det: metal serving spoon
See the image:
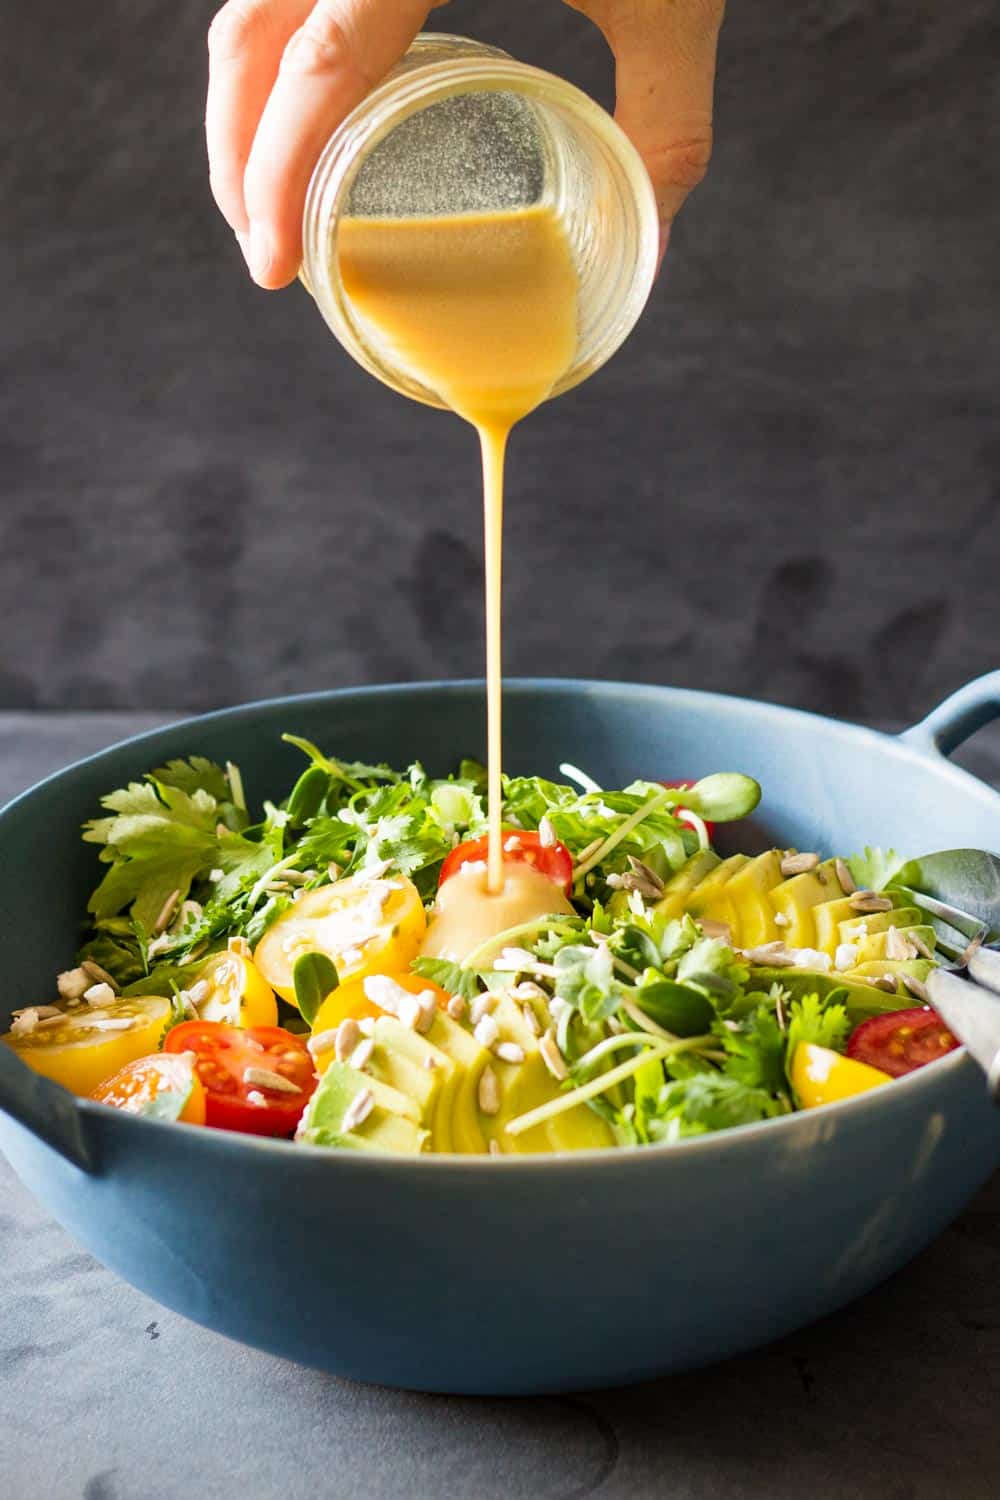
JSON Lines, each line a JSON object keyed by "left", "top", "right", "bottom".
{"left": 927, "top": 943, "right": 1000, "bottom": 1101}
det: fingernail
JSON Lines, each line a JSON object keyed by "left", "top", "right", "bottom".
{"left": 247, "top": 221, "right": 272, "bottom": 284}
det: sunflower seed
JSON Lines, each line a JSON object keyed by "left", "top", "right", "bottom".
{"left": 81, "top": 960, "right": 120, "bottom": 994}
{"left": 877, "top": 976, "right": 900, "bottom": 994}
{"left": 469, "top": 993, "right": 497, "bottom": 1025}
{"left": 780, "top": 852, "right": 820, "bottom": 877}
{"left": 446, "top": 996, "right": 466, "bottom": 1021}
{"left": 474, "top": 1014, "right": 500, "bottom": 1050}
{"left": 902, "top": 972, "right": 931, "bottom": 1004}
{"left": 152, "top": 888, "right": 181, "bottom": 937}
{"left": 489, "top": 1139, "right": 502, "bottom": 1157}
{"left": 327, "top": 862, "right": 341, "bottom": 882}
{"left": 242, "top": 1066, "right": 302, "bottom": 1095}
{"left": 424, "top": 1055, "right": 438, "bottom": 1071}
{"left": 351, "top": 1039, "right": 375, "bottom": 1071}
{"left": 334, "top": 1018, "right": 360, "bottom": 1062}
{"left": 539, "top": 1032, "right": 568, "bottom": 1081}
{"left": 849, "top": 892, "right": 893, "bottom": 914}
{"left": 743, "top": 944, "right": 797, "bottom": 967}
{"left": 478, "top": 1066, "right": 500, "bottom": 1115}
{"left": 909, "top": 930, "right": 935, "bottom": 960}
{"left": 495, "top": 1041, "right": 525, "bottom": 1065}
{"left": 521, "top": 1003, "right": 541, "bottom": 1036}
{"left": 342, "top": 1088, "right": 374, "bottom": 1132}
{"left": 538, "top": 816, "right": 557, "bottom": 848}
{"left": 307, "top": 1029, "right": 340, "bottom": 1057}
{"left": 835, "top": 859, "right": 856, "bottom": 895}
{"left": 627, "top": 857, "right": 665, "bottom": 895}
{"left": 886, "top": 926, "right": 917, "bottom": 962}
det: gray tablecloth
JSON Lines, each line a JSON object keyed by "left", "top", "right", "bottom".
{"left": 3, "top": 713, "right": 1000, "bottom": 1500}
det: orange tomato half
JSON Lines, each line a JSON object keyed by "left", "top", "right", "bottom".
{"left": 92, "top": 1052, "right": 207, "bottom": 1125}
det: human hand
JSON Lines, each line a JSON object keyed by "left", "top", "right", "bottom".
{"left": 206, "top": 0, "right": 726, "bottom": 288}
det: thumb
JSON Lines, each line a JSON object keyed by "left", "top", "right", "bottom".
{"left": 572, "top": 1, "right": 726, "bottom": 250}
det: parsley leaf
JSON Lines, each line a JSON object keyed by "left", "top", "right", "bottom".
{"left": 719, "top": 1003, "right": 788, "bottom": 1095}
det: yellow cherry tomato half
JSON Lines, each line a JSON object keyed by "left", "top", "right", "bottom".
{"left": 310, "top": 970, "right": 451, "bottom": 1073}
{"left": 790, "top": 1042, "right": 892, "bottom": 1110}
{"left": 3, "top": 994, "right": 173, "bottom": 1097}
{"left": 254, "top": 871, "right": 426, "bottom": 1008}
{"left": 194, "top": 950, "right": 277, "bottom": 1028}
{"left": 92, "top": 1052, "right": 206, "bottom": 1125}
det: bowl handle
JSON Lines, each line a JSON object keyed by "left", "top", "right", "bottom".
{"left": 900, "top": 671, "right": 1000, "bottom": 760}
{"left": 0, "top": 1045, "right": 100, "bottom": 1174}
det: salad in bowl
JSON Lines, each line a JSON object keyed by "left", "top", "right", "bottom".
{"left": 4, "top": 737, "right": 961, "bottom": 1154}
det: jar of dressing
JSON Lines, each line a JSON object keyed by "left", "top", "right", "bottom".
{"left": 299, "top": 33, "right": 659, "bottom": 410}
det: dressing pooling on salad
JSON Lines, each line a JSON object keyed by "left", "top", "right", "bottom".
{"left": 5, "top": 741, "right": 965, "bottom": 1152}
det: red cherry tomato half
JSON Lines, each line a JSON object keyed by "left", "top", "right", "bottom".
{"left": 163, "top": 1021, "right": 317, "bottom": 1136}
{"left": 660, "top": 781, "right": 715, "bottom": 841}
{"left": 846, "top": 1006, "right": 958, "bottom": 1078}
{"left": 439, "top": 831, "right": 574, "bottom": 893}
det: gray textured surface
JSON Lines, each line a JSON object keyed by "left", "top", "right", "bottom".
{"left": 3, "top": 2, "right": 999, "bottom": 716}
{"left": 3, "top": 715, "right": 1000, "bottom": 1498}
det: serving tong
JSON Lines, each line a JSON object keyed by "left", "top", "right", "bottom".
{"left": 896, "top": 880, "right": 1000, "bottom": 1100}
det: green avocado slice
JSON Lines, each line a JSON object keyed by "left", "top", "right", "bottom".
{"left": 301, "top": 1061, "right": 429, "bottom": 1153}
{"left": 371, "top": 1017, "right": 456, "bottom": 1152}
{"left": 722, "top": 850, "right": 785, "bottom": 947}
{"left": 653, "top": 849, "right": 721, "bottom": 920}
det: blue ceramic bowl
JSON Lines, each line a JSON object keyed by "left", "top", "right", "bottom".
{"left": 2, "top": 676, "right": 1000, "bottom": 1394}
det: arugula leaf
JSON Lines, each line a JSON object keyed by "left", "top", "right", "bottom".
{"left": 786, "top": 992, "right": 850, "bottom": 1060}
{"left": 293, "top": 952, "right": 339, "bottom": 1026}
{"left": 410, "top": 957, "right": 483, "bottom": 1002}
{"left": 847, "top": 846, "right": 905, "bottom": 891}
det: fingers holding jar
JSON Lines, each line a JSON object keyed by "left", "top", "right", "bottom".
{"left": 206, "top": 0, "right": 435, "bottom": 288}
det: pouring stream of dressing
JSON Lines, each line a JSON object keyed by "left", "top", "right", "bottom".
{"left": 338, "top": 205, "right": 579, "bottom": 894}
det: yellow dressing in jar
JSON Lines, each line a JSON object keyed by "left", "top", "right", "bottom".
{"left": 338, "top": 206, "right": 579, "bottom": 895}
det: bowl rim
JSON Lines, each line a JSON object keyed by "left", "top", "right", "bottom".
{"left": 3, "top": 676, "right": 997, "bottom": 1174}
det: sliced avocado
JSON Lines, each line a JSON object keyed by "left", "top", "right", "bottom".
{"left": 426, "top": 1010, "right": 490, "bottom": 1154}
{"left": 681, "top": 854, "right": 751, "bottom": 929}
{"left": 653, "top": 849, "right": 721, "bottom": 920}
{"left": 371, "top": 1017, "right": 456, "bottom": 1153}
{"left": 853, "top": 924, "right": 935, "bottom": 966}
{"left": 302, "top": 1061, "right": 429, "bottom": 1153}
{"left": 768, "top": 860, "right": 840, "bottom": 949}
{"left": 839, "top": 906, "right": 924, "bottom": 942}
{"left": 748, "top": 963, "right": 895, "bottom": 1018}
{"left": 813, "top": 897, "right": 859, "bottom": 957}
{"left": 722, "top": 850, "right": 785, "bottom": 947}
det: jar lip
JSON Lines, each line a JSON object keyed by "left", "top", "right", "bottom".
{"left": 302, "top": 42, "right": 659, "bottom": 410}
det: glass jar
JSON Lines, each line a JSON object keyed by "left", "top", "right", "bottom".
{"left": 300, "top": 34, "right": 658, "bottom": 410}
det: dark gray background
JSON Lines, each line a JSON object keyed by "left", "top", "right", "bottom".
{"left": 2, "top": 0, "right": 998, "bottom": 717}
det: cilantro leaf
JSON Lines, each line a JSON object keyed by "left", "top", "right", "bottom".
{"left": 649, "top": 1073, "right": 787, "bottom": 1140}
{"left": 151, "top": 756, "right": 230, "bottom": 803}
{"left": 411, "top": 957, "right": 483, "bottom": 1002}
{"left": 719, "top": 1003, "right": 788, "bottom": 1095}
{"left": 786, "top": 992, "right": 850, "bottom": 1060}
